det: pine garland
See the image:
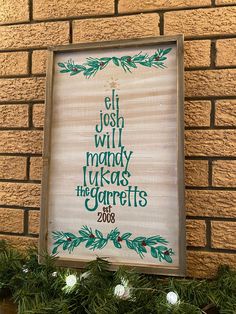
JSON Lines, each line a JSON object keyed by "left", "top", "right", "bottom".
{"left": 52, "top": 226, "right": 174, "bottom": 263}
{"left": 0, "top": 240, "right": 236, "bottom": 313}
{"left": 58, "top": 48, "right": 172, "bottom": 78}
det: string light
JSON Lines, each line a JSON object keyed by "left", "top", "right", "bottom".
{"left": 166, "top": 291, "right": 179, "bottom": 305}
{"left": 65, "top": 274, "right": 77, "bottom": 288}
{"left": 114, "top": 284, "right": 126, "bottom": 297}
{"left": 114, "top": 279, "right": 131, "bottom": 300}
{"left": 52, "top": 271, "right": 57, "bottom": 277}
{"left": 22, "top": 265, "right": 29, "bottom": 273}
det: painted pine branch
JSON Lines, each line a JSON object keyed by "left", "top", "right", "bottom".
{"left": 52, "top": 226, "right": 174, "bottom": 263}
{"left": 57, "top": 48, "right": 172, "bottom": 78}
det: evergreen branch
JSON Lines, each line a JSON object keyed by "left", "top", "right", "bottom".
{"left": 1, "top": 240, "right": 236, "bottom": 314}
{"left": 57, "top": 48, "right": 172, "bottom": 78}
{"left": 52, "top": 226, "right": 174, "bottom": 263}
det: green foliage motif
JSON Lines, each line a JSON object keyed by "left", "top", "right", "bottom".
{"left": 52, "top": 226, "right": 174, "bottom": 263}
{"left": 58, "top": 48, "right": 172, "bottom": 78}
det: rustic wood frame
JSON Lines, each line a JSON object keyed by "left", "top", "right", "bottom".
{"left": 39, "top": 35, "right": 185, "bottom": 276}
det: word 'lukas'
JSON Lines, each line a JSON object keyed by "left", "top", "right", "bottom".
{"left": 76, "top": 89, "right": 148, "bottom": 211}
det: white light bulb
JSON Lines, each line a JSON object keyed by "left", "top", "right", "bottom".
{"left": 22, "top": 265, "right": 29, "bottom": 273}
{"left": 114, "top": 284, "right": 125, "bottom": 297}
{"left": 114, "top": 284, "right": 131, "bottom": 300}
{"left": 65, "top": 274, "right": 77, "bottom": 287}
{"left": 166, "top": 291, "right": 179, "bottom": 305}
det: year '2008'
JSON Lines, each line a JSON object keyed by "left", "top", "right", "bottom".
{"left": 97, "top": 205, "right": 115, "bottom": 223}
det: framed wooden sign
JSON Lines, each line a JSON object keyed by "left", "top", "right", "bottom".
{"left": 39, "top": 35, "right": 185, "bottom": 276}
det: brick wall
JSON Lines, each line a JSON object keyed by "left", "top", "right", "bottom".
{"left": 0, "top": 0, "right": 236, "bottom": 278}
